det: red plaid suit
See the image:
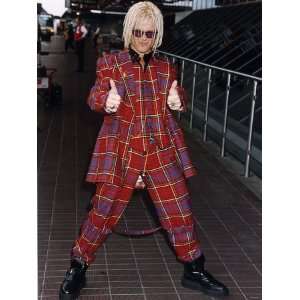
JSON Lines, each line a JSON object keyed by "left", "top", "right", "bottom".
{"left": 72, "top": 50, "right": 202, "bottom": 264}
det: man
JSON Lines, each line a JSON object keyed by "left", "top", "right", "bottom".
{"left": 64, "top": 23, "right": 75, "bottom": 53}
{"left": 92, "top": 24, "right": 101, "bottom": 48}
{"left": 37, "top": 22, "right": 42, "bottom": 66}
{"left": 59, "top": 2, "right": 229, "bottom": 299}
{"left": 74, "top": 16, "right": 88, "bottom": 72}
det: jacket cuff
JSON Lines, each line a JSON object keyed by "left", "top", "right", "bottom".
{"left": 87, "top": 89, "right": 109, "bottom": 113}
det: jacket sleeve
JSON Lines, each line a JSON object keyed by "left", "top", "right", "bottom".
{"left": 168, "top": 63, "right": 188, "bottom": 112}
{"left": 87, "top": 55, "right": 114, "bottom": 113}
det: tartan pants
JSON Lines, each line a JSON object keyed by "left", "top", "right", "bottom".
{"left": 72, "top": 145, "right": 202, "bottom": 264}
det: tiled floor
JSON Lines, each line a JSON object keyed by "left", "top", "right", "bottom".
{"left": 38, "top": 36, "right": 261, "bottom": 300}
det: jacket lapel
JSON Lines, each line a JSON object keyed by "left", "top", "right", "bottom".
{"left": 114, "top": 51, "right": 138, "bottom": 112}
{"left": 150, "top": 55, "right": 171, "bottom": 118}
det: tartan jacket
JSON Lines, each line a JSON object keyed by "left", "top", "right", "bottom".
{"left": 86, "top": 49, "right": 197, "bottom": 185}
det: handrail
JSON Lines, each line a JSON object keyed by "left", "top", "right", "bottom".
{"left": 157, "top": 50, "right": 262, "bottom": 81}
{"left": 157, "top": 49, "right": 262, "bottom": 177}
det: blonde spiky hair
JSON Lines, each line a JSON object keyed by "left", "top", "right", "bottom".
{"left": 123, "top": 1, "right": 164, "bottom": 52}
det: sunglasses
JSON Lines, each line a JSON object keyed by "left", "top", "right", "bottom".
{"left": 132, "top": 29, "right": 157, "bottom": 39}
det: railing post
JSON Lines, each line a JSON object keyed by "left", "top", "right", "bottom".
{"left": 180, "top": 60, "right": 185, "bottom": 86}
{"left": 189, "top": 64, "right": 197, "bottom": 129}
{"left": 244, "top": 80, "right": 258, "bottom": 177}
{"left": 178, "top": 60, "right": 185, "bottom": 121}
{"left": 203, "top": 68, "right": 212, "bottom": 141}
{"left": 221, "top": 73, "right": 231, "bottom": 157}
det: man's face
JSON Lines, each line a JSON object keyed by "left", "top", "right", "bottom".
{"left": 131, "top": 18, "right": 156, "bottom": 54}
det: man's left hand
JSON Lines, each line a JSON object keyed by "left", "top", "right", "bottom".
{"left": 167, "top": 80, "right": 183, "bottom": 111}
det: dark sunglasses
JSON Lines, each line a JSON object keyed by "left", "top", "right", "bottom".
{"left": 132, "top": 29, "right": 157, "bottom": 39}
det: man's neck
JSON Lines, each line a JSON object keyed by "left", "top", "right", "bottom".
{"left": 130, "top": 45, "right": 151, "bottom": 59}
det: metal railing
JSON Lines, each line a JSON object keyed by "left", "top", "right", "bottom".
{"left": 158, "top": 50, "right": 262, "bottom": 177}
{"left": 191, "top": 0, "right": 261, "bottom": 10}
{"left": 163, "top": 1, "right": 193, "bottom": 8}
{"left": 161, "top": 0, "right": 261, "bottom": 10}
{"left": 192, "top": 0, "right": 217, "bottom": 10}
{"left": 215, "top": 0, "right": 261, "bottom": 7}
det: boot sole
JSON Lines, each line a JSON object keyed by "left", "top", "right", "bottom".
{"left": 181, "top": 277, "right": 229, "bottom": 297}
{"left": 59, "top": 291, "right": 77, "bottom": 300}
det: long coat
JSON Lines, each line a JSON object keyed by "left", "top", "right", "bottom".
{"left": 85, "top": 50, "right": 197, "bottom": 185}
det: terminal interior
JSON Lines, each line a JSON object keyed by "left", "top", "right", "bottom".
{"left": 38, "top": 1, "right": 262, "bottom": 299}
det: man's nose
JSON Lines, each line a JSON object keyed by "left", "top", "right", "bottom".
{"left": 141, "top": 34, "right": 148, "bottom": 41}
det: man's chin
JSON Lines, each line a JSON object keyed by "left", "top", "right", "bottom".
{"left": 142, "top": 48, "right": 152, "bottom": 54}
{"left": 131, "top": 44, "right": 152, "bottom": 55}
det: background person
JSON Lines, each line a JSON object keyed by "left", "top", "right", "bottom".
{"left": 64, "top": 23, "right": 75, "bottom": 53}
{"left": 74, "top": 16, "right": 88, "bottom": 72}
{"left": 93, "top": 24, "right": 101, "bottom": 48}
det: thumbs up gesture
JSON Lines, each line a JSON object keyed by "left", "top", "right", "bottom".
{"left": 104, "top": 79, "right": 121, "bottom": 113}
{"left": 167, "top": 80, "right": 183, "bottom": 111}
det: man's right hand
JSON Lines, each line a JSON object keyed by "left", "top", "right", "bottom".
{"left": 104, "top": 79, "right": 121, "bottom": 113}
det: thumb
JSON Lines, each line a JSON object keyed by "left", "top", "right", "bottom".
{"left": 170, "top": 80, "right": 178, "bottom": 94}
{"left": 109, "top": 79, "right": 118, "bottom": 94}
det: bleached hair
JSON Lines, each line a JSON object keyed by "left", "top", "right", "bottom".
{"left": 123, "top": 1, "right": 164, "bottom": 51}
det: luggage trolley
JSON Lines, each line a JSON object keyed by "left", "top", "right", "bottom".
{"left": 37, "top": 65, "right": 63, "bottom": 131}
{"left": 37, "top": 66, "right": 60, "bottom": 108}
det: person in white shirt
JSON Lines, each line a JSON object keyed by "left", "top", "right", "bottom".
{"left": 74, "top": 16, "right": 88, "bottom": 72}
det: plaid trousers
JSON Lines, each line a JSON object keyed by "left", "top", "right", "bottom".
{"left": 72, "top": 145, "right": 202, "bottom": 264}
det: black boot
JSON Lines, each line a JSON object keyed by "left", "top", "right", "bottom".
{"left": 182, "top": 255, "right": 229, "bottom": 297}
{"left": 59, "top": 258, "right": 88, "bottom": 300}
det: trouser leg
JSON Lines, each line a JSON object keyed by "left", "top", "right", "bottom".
{"left": 79, "top": 47, "right": 84, "bottom": 71}
{"left": 75, "top": 40, "right": 83, "bottom": 70}
{"left": 71, "top": 181, "right": 135, "bottom": 264}
{"left": 144, "top": 147, "right": 202, "bottom": 262}
{"left": 77, "top": 40, "right": 85, "bottom": 71}
{"left": 65, "top": 40, "right": 69, "bottom": 52}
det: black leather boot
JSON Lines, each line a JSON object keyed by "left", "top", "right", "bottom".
{"left": 182, "top": 255, "right": 229, "bottom": 297}
{"left": 59, "top": 258, "right": 88, "bottom": 300}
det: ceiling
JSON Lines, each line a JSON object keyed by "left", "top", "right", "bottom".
{"left": 68, "top": 0, "right": 192, "bottom": 13}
